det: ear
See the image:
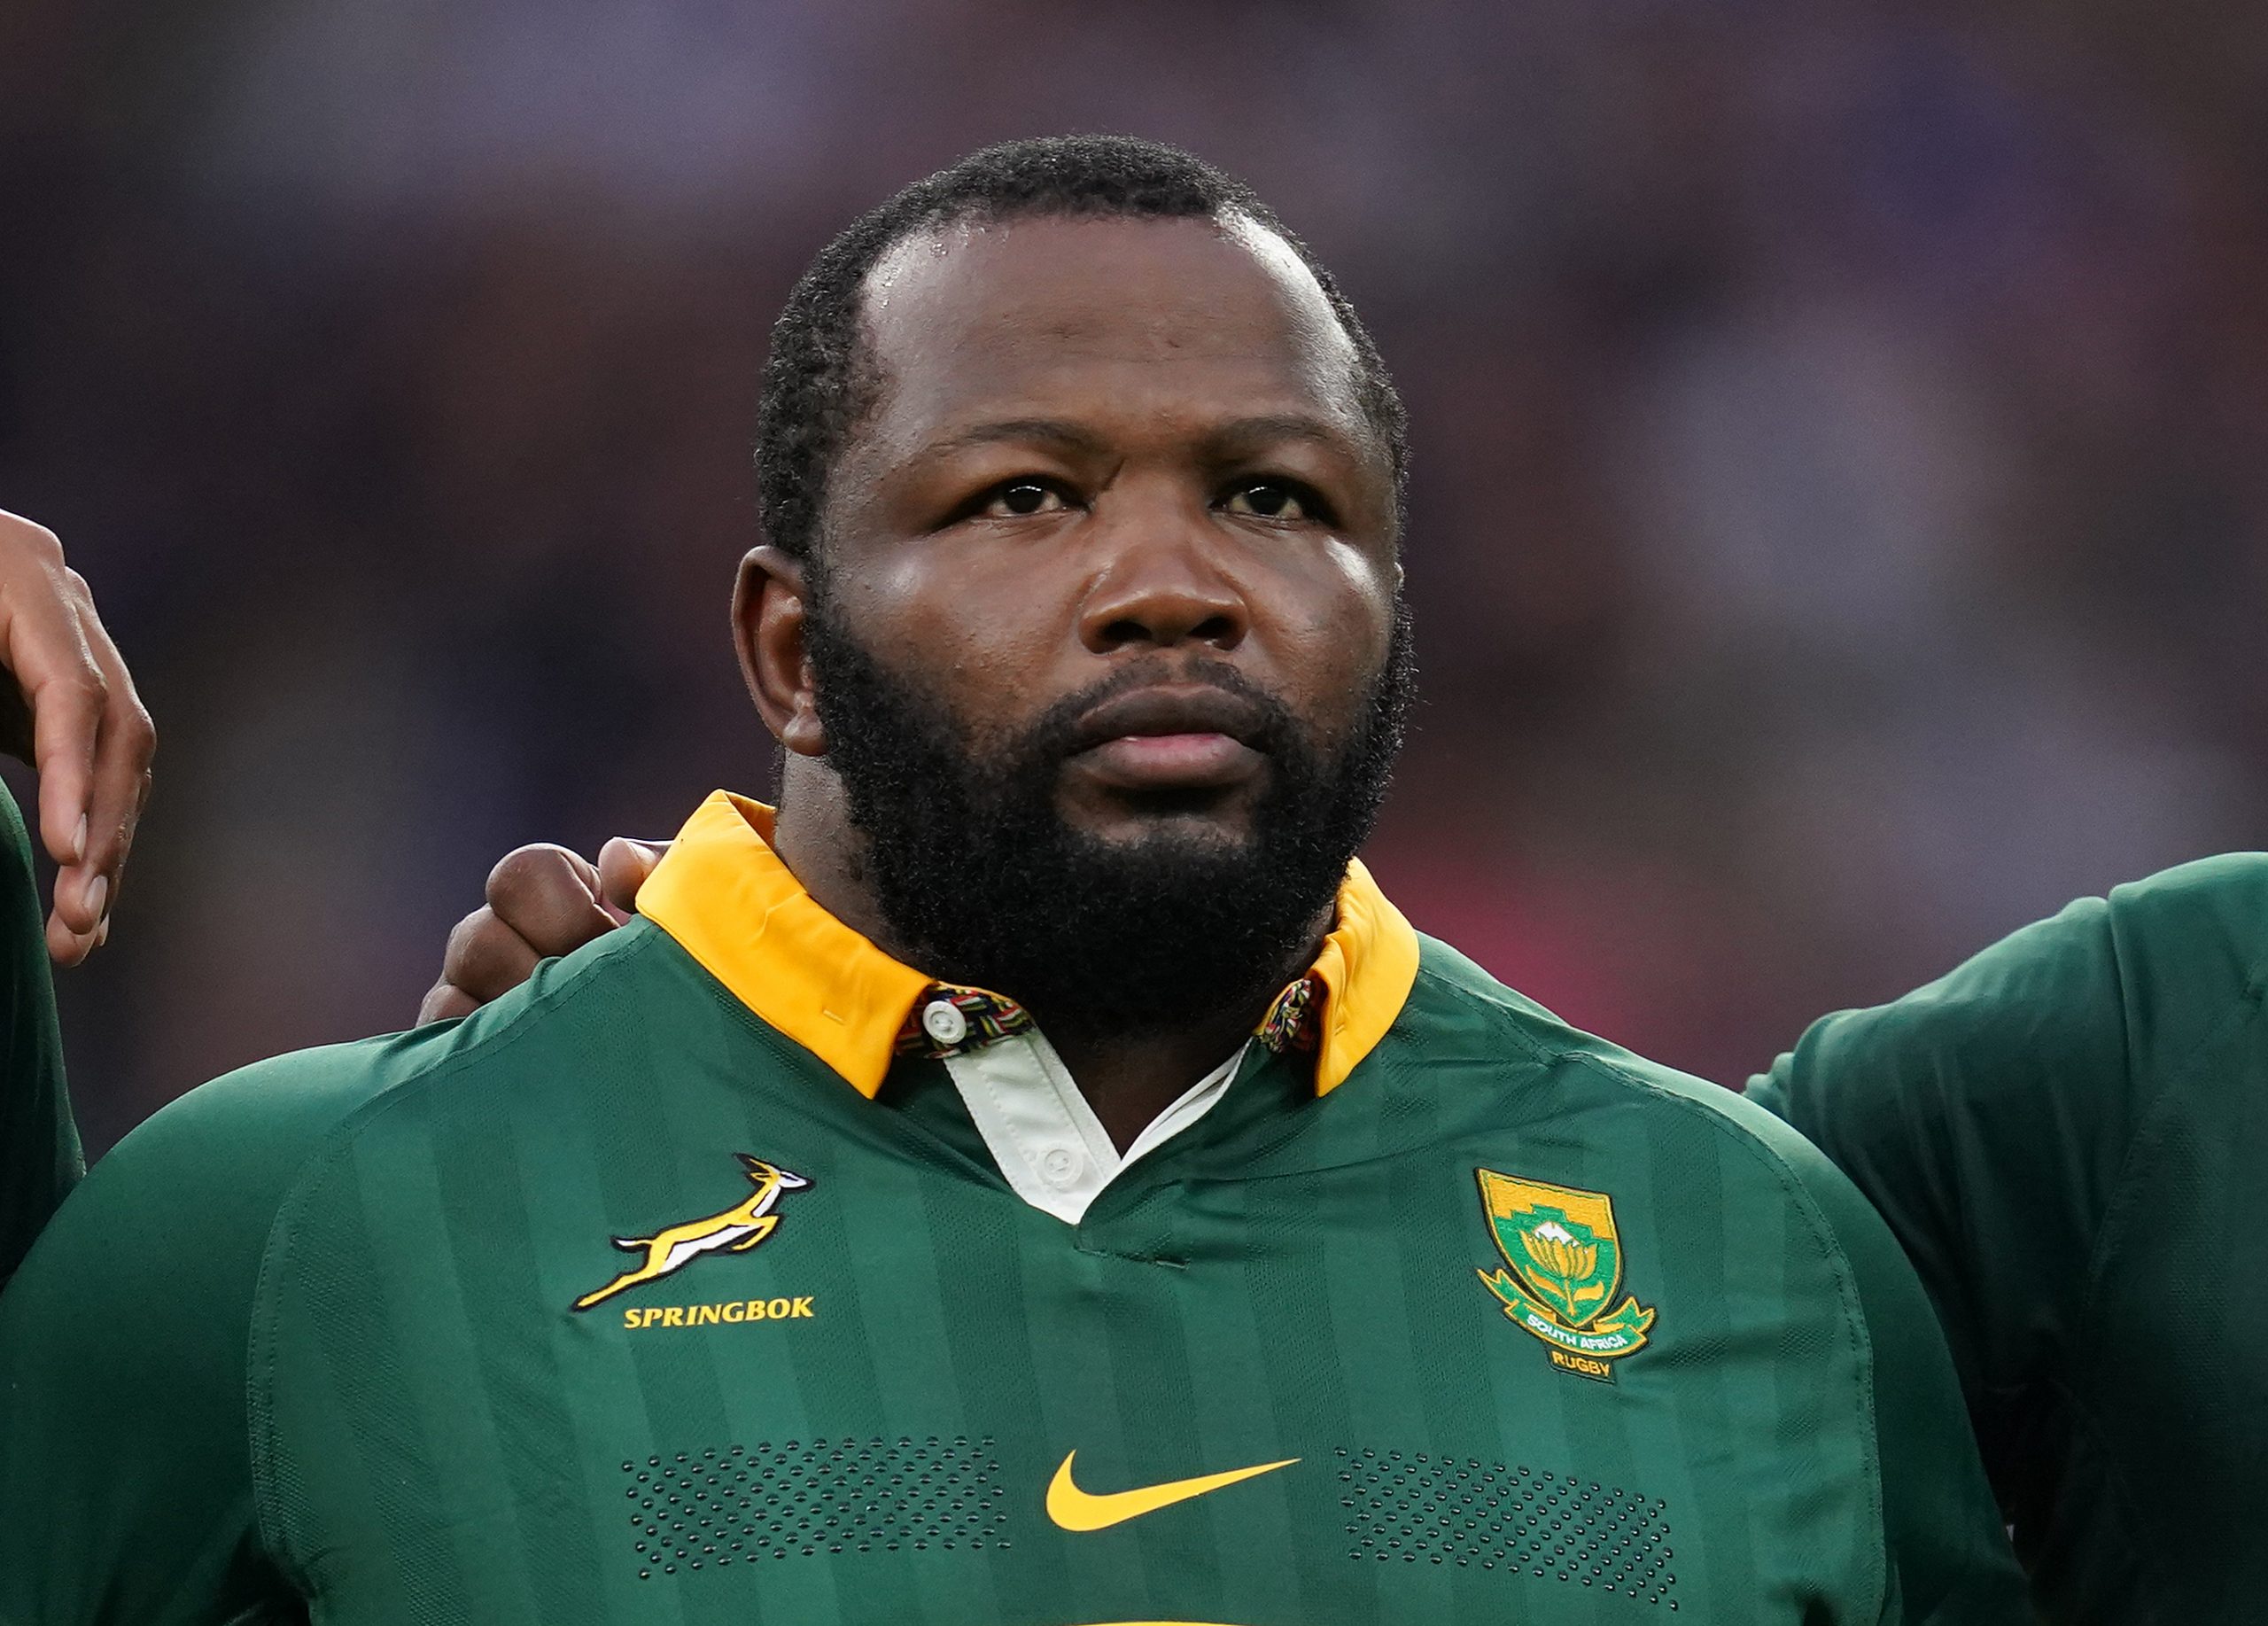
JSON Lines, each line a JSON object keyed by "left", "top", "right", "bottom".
{"left": 733, "top": 547, "right": 826, "bottom": 757}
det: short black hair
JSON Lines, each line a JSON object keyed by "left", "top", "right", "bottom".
{"left": 754, "top": 134, "right": 1408, "bottom": 562}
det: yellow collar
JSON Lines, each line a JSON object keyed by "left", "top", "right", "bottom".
{"left": 639, "top": 790, "right": 1420, "bottom": 1099}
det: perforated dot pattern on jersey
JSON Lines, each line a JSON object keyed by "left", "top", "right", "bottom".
{"left": 623, "top": 1435, "right": 1008, "bottom": 1581}
{"left": 1336, "top": 1446, "right": 1678, "bottom": 1606}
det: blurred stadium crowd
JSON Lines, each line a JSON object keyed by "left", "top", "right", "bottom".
{"left": 4, "top": 0, "right": 2264, "bottom": 1152}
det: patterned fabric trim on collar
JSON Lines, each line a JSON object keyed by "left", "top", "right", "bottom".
{"left": 1256, "top": 975, "right": 1324, "bottom": 1055}
{"left": 896, "top": 975, "right": 1326, "bottom": 1064}
{"left": 895, "top": 985, "right": 1036, "bottom": 1061}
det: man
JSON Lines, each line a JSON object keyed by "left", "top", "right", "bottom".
{"left": 0, "top": 506, "right": 154, "bottom": 1287}
{"left": 443, "top": 844, "right": 2268, "bottom": 1626}
{"left": 0, "top": 137, "right": 2023, "bottom": 1623}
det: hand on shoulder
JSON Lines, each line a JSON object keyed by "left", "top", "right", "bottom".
{"left": 0, "top": 509, "right": 155, "bottom": 964}
{"left": 419, "top": 836, "right": 663, "bottom": 1022}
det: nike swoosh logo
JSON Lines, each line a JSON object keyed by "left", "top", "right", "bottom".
{"left": 1045, "top": 1450, "right": 1299, "bottom": 1531}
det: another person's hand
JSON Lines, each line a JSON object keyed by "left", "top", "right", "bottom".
{"left": 419, "top": 836, "right": 664, "bottom": 1023}
{"left": 0, "top": 510, "right": 156, "bottom": 964}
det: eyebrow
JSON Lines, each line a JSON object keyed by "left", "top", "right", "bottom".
{"left": 1200, "top": 413, "right": 1359, "bottom": 456}
{"left": 916, "top": 412, "right": 1360, "bottom": 463}
{"left": 920, "top": 418, "right": 1111, "bottom": 461}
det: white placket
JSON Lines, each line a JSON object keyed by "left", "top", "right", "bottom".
{"left": 934, "top": 1010, "right": 1248, "bottom": 1225}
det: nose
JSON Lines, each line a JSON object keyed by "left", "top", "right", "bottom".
{"left": 1076, "top": 494, "right": 1249, "bottom": 656}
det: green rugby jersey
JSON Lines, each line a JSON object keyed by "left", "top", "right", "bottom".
{"left": 1751, "top": 853, "right": 2268, "bottom": 1624}
{"left": 0, "top": 777, "right": 74, "bottom": 1289}
{"left": 0, "top": 793, "right": 2025, "bottom": 1625}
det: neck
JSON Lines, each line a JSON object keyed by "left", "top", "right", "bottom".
{"left": 770, "top": 768, "right": 900, "bottom": 950}
{"left": 1040, "top": 1004, "right": 1277, "bottom": 1151}
{"left": 772, "top": 762, "right": 1324, "bottom": 1151}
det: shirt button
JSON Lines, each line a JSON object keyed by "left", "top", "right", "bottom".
{"left": 921, "top": 999, "right": 969, "bottom": 1046}
{"left": 1038, "top": 1147, "right": 1082, "bottom": 1186}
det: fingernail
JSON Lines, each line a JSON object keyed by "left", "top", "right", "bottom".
{"left": 72, "top": 815, "right": 87, "bottom": 863}
{"left": 94, "top": 916, "right": 109, "bottom": 948}
{"left": 84, "top": 874, "right": 107, "bottom": 922}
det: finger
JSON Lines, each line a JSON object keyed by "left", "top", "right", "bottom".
{"left": 45, "top": 910, "right": 95, "bottom": 968}
{"left": 12, "top": 620, "right": 104, "bottom": 884}
{"left": 438, "top": 905, "right": 544, "bottom": 1004}
{"left": 417, "top": 982, "right": 479, "bottom": 1025}
{"left": 50, "top": 591, "right": 153, "bottom": 948}
{"left": 485, "top": 844, "right": 617, "bottom": 958}
{"left": 596, "top": 837, "right": 670, "bottom": 919}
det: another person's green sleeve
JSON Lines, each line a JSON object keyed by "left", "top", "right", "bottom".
{"left": 0, "top": 1054, "right": 339, "bottom": 1624}
{"left": 0, "top": 777, "right": 75, "bottom": 1289}
{"left": 1750, "top": 853, "right": 2268, "bottom": 1620}
{"left": 1747, "top": 894, "right": 2135, "bottom": 1454}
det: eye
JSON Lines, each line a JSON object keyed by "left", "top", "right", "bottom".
{"left": 1223, "top": 479, "right": 1313, "bottom": 522}
{"left": 981, "top": 479, "right": 1069, "bottom": 517}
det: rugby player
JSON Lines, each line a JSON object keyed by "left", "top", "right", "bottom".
{"left": 0, "top": 507, "right": 153, "bottom": 1288}
{"left": 447, "top": 832, "right": 2268, "bottom": 1626}
{"left": 0, "top": 138, "right": 2023, "bottom": 1623}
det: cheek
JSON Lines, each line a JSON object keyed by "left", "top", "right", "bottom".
{"left": 845, "top": 546, "right": 1078, "bottom": 716}
{"left": 1251, "top": 554, "right": 1398, "bottom": 731}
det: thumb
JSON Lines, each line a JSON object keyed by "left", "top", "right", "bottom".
{"left": 595, "top": 836, "right": 668, "bottom": 920}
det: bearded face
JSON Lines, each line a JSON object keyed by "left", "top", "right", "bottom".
{"left": 803, "top": 592, "right": 1416, "bottom": 1042}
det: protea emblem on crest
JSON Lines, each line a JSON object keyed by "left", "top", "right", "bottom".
{"left": 1475, "top": 1170, "right": 1657, "bottom": 1380}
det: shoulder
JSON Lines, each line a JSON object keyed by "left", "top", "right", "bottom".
{"left": 1798, "top": 852, "right": 2264, "bottom": 1064}
{"left": 2106, "top": 849, "right": 2268, "bottom": 923}
{"left": 1754, "top": 853, "right": 2268, "bottom": 1152}
{"left": 0, "top": 916, "right": 675, "bottom": 1615}
{"left": 2097, "top": 853, "right": 2268, "bottom": 1035}
{"left": 22, "top": 922, "right": 671, "bottom": 1289}
{"left": 1400, "top": 934, "right": 1963, "bottom": 1498}
{"left": 137, "top": 922, "right": 652, "bottom": 1148}
{"left": 1378, "top": 935, "right": 2024, "bottom": 1608}
{"left": 1402, "top": 933, "right": 1892, "bottom": 1258}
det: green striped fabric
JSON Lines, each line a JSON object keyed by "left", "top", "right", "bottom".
{"left": 0, "top": 922, "right": 2025, "bottom": 1623}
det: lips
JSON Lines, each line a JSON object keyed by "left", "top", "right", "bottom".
{"left": 1066, "top": 684, "right": 1270, "bottom": 755}
{"left": 1063, "top": 683, "right": 1271, "bottom": 794}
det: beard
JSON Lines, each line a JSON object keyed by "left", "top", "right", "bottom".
{"left": 801, "top": 598, "right": 1417, "bottom": 1044}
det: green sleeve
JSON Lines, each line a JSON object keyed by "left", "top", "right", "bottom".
{"left": 0, "top": 1044, "right": 394, "bottom": 1625}
{"left": 1746, "top": 896, "right": 2134, "bottom": 1447}
{"left": 1748, "top": 857, "right": 2268, "bottom": 1551}
{"left": 0, "top": 778, "right": 75, "bottom": 1289}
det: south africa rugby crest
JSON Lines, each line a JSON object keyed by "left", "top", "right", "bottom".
{"left": 1474, "top": 1170, "right": 1656, "bottom": 1381}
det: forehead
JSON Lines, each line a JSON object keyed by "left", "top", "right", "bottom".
{"left": 852, "top": 213, "right": 1369, "bottom": 449}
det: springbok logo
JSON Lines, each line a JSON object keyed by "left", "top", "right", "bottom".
{"left": 572, "top": 1155, "right": 812, "bottom": 1312}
